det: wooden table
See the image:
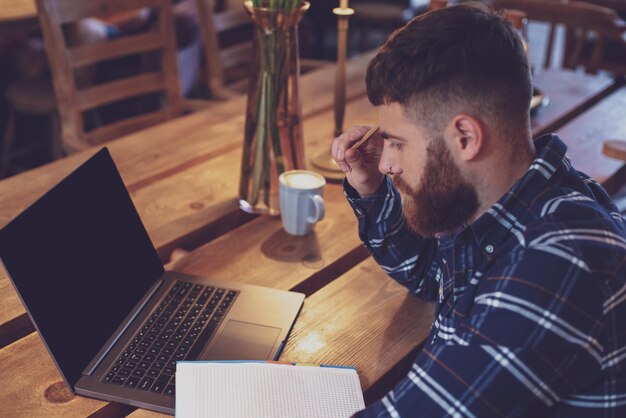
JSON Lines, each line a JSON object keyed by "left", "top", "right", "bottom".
{"left": 0, "top": 52, "right": 624, "bottom": 417}
{"left": 556, "top": 85, "right": 626, "bottom": 192}
{"left": 0, "top": 0, "right": 36, "bottom": 23}
{"left": 0, "top": 0, "right": 37, "bottom": 45}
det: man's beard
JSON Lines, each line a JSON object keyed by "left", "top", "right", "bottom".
{"left": 393, "top": 138, "right": 479, "bottom": 237}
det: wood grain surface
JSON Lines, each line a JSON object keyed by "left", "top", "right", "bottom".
{"left": 125, "top": 259, "right": 436, "bottom": 418}
{"left": 0, "top": 53, "right": 375, "bottom": 349}
{"left": 0, "top": 0, "right": 36, "bottom": 22}
{"left": 531, "top": 69, "right": 617, "bottom": 137}
{"left": 0, "top": 52, "right": 622, "bottom": 417}
{"left": 556, "top": 85, "right": 626, "bottom": 188}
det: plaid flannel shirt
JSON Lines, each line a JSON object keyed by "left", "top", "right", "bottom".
{"left": 347, "top": 134, "right": 626, "bottom": 417}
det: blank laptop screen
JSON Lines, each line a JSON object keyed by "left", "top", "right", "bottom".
{"left": 0, "top": 148, "right": 164, "bottom": 388}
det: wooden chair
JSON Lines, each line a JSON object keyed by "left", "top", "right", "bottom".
{"left": 346, "top": 0, "right": 457, "bottom": 51}
{"left": 194, "top": 0, "right": 328, "bottom": 99}
{"left": 581, "top": 0, "right": 626, "bottom": 18}
{"left": 493, "top": 0, "right": 626, "bottom": 75}
{"left": 0, "top": 80, "right": 62, "bottom": 178}
{"left": 1, "top": 36, "right": 63, "bottom": 177}
{"left": 572, "top": 0, "right": 626, "bottom": 75}
{"left": 195, "top": 0, "right": 254, "bottom": 99}
{"left": 349, "top": 0, "right": 411, "bottom": 51}
{"left": 428, "top": 0, "right": 449, "bottom": 11}
{"left": 34, "top": 0, "right": 183, "bottom": 152}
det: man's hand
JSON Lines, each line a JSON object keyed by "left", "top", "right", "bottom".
{"left": 332, "top": 125, "right": 385, "bottom": 197}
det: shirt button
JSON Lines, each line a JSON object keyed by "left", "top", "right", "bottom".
{"left": 485, "top": 245, "right": 495, "bottom": 254}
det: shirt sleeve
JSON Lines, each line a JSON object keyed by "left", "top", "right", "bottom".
{"left": 344, "top": 177, "right": 439, "bottom": 301}
{"left": 353, "top": 244, "right": 604, "bottom": 417}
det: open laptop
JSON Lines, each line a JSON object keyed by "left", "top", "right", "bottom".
{"left": 0, "top": 148, "right": 304, "bottom": 414}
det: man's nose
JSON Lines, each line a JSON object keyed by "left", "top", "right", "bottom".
{"left": 378, "top": 147, "right": 399, "bottom": 176}
{"left": 378, "top": 162, "right": 392, "bottom": 176}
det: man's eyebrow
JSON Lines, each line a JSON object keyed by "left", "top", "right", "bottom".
{"left": 379, "top": 130, "right": 408, "bottom": 143}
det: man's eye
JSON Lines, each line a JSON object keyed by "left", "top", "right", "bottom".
{"left": 389, "top": 142, "right": 402, "bottom": 150}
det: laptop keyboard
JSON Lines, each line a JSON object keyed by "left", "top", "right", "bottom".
{"left": 101, "top": 280, "right": 238, "bottom": 396}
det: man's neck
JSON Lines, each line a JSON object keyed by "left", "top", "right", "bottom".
{"left": 470, "top": 143, "right": 536, "bottom": 223}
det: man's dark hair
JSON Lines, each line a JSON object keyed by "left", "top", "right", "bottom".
{"left": 366, "top": 3, "right": 532, "bottom": 139}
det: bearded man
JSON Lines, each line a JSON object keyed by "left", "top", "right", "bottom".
{"left": 332, "top": 4, "right": 626, "bottom": 417}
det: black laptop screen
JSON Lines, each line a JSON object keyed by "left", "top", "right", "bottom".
{"left": 0, "top": 148, "right": 164, "bottom": 388}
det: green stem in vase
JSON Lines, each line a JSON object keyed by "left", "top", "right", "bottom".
{"left": 250, "top": 17, "right": 275, "bottom": 206}
{"left": 270, "top": 108, "right": 285, "bottom": 174}
{"left": 269, "top": 29, "right": 286, "bottom": 175}
{"left": 245, "top": 24, "right": 269, "bottom": 203}
{"left": 251, "top": 0, "right": 299, "bottom": 11}
{"left": 263, "top": 67, "right": 274, "bottom": 207}
{"left": 240, "top": 58, "right": 264, "bottom": 198}
{"left": 251, "top": 71, "right": 271, "bottom": 205}
{"left": 283, "top": 28, "right": 299, "bottom": 169}
{"left": 240, "top": 1, "right": 305, "bottom": 213}
{"left": 241, "top": 78, "right": 262, "bottom": 186}
{"left": 263, "top": 29, "right": 277, "bottom": 206}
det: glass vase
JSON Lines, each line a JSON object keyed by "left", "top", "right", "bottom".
{"left": 239, "top": 1, "right": 309, "bottom": 215}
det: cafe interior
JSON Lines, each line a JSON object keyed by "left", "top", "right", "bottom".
{"left": 0, "top": 0, "right": 625, "bottom": 416}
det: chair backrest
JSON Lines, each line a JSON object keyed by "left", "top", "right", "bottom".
{"left": 36, "top": 0, "right": 182, "bottom": 150}
{"left": 582, "top": 0, "right": 626, "bottom": 17}
{"left": 493, "top": 0, "right": 626, "bottom": 73}
{"left": 196, "top": 0, "right": 254, "bottom": 98}
{"left": 428, "top": 0, "right": 448, "bottom": 11}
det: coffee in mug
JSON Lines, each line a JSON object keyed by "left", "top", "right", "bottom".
{"left": 279, "top": 170, "right": 326, "bottom": 236}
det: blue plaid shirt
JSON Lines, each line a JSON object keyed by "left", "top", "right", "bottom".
{"left": 347, "top": 135, "right": 626, "bottom": 417}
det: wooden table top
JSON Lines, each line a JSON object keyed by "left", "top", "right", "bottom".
{"left": 0, "top": 0, "right": 36, "bottom": 23}
{"left": 556, "top": 85, "right": 626, "bottom": 186}
{"left": 0, "top": 52, "right": 623, "bottom": 417}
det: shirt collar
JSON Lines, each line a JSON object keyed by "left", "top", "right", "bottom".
{"left": 466, "top": 134, "right": 570, "bottom": 256}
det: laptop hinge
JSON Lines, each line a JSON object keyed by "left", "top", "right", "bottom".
{"left": 83, "top": 279, "right": 164, "bottom": 375}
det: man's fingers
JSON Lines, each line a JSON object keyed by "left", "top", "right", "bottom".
{"left": 332, "top": 125, "right": 372, "bottom": 164}
{"left": 331, "top": 135, "right": 340, "bottom": 162}
{"left": 344, "top": 149, "right": 363, "bottom": 169}
{"left": 332, "top": 131, "right": 352, "bottom": 163}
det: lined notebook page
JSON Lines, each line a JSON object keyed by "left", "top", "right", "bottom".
{"left": 176, "top": 362, "right": 365, "bottom": 418}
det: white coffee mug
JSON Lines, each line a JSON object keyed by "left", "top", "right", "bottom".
{"left": 279, "top": 170, "right": 326, "bottom": 236}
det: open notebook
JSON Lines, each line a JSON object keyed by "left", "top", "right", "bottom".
{"left": 175, "top": 361, "right": 365, "bottom": 418}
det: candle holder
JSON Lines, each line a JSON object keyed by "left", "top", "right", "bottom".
{"left": 309, "top": 2, "right": 354, "bottom": 181}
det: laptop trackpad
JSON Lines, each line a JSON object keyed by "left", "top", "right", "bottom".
{"left": 207, "top": 320, "right": 281, "bottom": 360}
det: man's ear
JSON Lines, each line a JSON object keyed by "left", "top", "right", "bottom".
{"left": 445, "top": 114, "right": 484, "bottom": 161}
